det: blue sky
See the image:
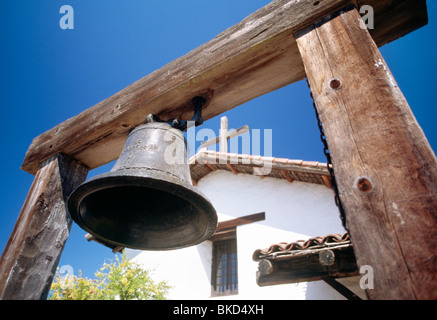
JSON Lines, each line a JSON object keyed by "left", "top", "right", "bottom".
{"left": 0, "top": 1, "right": 436, "bottom": 280}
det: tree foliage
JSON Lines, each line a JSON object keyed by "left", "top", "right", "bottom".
{"left": 49, "top": 254, "right": 171, "bottom": 300}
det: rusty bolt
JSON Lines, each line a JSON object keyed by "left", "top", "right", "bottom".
{"left": 357, "top": 177, "right": 373, "bottom": 193}
{"left": 329, "top": 78, "right": 342, "bottom": 90}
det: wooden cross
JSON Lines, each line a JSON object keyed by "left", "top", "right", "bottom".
{"left": 198, "top": 116, "right": 249, "bottom": 153}
{"left": 1, "top": 0, "right": 434, "bottom": 300}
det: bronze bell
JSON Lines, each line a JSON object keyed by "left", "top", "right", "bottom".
{"left": 67, "top": 121, "right": 217, "bottom": 250}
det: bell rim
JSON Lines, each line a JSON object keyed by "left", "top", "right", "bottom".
{"left": 67, "top": 169, "right": 218, "bottom": 251}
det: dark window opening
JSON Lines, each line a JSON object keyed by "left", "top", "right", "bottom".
{"left": 211, "top": 234, "right": 238, "bottom": 296}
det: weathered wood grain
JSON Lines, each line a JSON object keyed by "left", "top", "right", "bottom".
{"left": 21, "top": 0, "right": 427, "bottom": 175}
{"left": 217, "top": 212, "right": 266, "bottom": 230}
{"left": 296, "top": 7, "right": 437, "bottom": 299}
{"left": 256, "top": 245, "right": 358, "bottom": 286}
{"left": 0, "top": 154, "right": 88, "bottom": 300}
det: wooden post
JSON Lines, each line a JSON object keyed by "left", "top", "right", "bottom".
{"left": 0, "top": 154, "right": 88, "bottom": 300}
{"left": 295, "top": 6, "right": 437, "bottom": 299}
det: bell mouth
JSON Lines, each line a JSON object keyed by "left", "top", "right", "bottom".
{"left": 67, "top": 170, "right": 217, "bottom": 250}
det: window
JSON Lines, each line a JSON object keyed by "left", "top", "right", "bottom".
{"left": 211, "top": 232, "right": 238, "bottom": 296}
{"left": 209, "top": 213, "right": 265, "bottom": 297}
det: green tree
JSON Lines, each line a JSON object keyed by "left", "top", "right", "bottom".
{"left": 49, "top": 254, "right": 171, "bottom": 300}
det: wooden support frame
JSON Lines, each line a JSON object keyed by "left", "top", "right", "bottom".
{"left": 0, "top": 154, "right": 88, "bottom": 299}
{"left": 1, "top": 0, "right": 432, "bottom": 300}
{"left": 295, "top": 6, "right": 437, "bottom": 299}
{"left": 20, "top": 0, "right": 427, "bottom": 175}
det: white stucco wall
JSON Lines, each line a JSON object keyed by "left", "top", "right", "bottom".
{"left": 126, "top": 170, "right": 348, "bottom": 300}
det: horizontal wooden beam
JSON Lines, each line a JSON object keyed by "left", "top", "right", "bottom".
{"left": 256, "top": 244, "right": 358, "bottom": 286}
{"left": 209, "top": 212, "right": 265, "bottom": 242}
{"left": 21, "top": 0, "right": 427, "bottom": 175}
{"left": 217, "top": 212, "right": 266, "bottom": 231}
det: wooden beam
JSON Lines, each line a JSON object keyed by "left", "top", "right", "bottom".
{"left": 20, "top": 0, "right": 427, "bottom": 175}
{"left": 210, "top": 212, "right": 265, "bottom": 241}
{"left": 321, "top": 175, "right": 332, "bottom": 189}
{"left": 199, "top": 125, "right": 250, "bottom": 150}
{"left": 256, "top": 244, "right": 358, "bottom": 286}
{"left": 253, "top": 167, "right": 266, "bottom": 178}
{"left": 217, "top": 212, "right": 265, "bottom": 230}
{"left": 191, "top": 177, "right": 198, "bottom": 186}
{"left": 226, "top": 163, "right": 239, "bottom": 175}
{"left": 281, "top": 170, "right": 294, "bottom": 183}
{"left": 0, "top": 154, "right": 88, "bottom": 300}
{"left": 204, "top": 161, "right": 217, "bottom": 172}
{"left": 209, "top": 227, "right": 237, "bottom": 242}
{"left": 295, "top": 7, "right": 437, "bottom": 299}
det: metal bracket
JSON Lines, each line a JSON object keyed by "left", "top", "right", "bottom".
{"left": 146, "top": 96, "right": 206, "bottom": 132}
